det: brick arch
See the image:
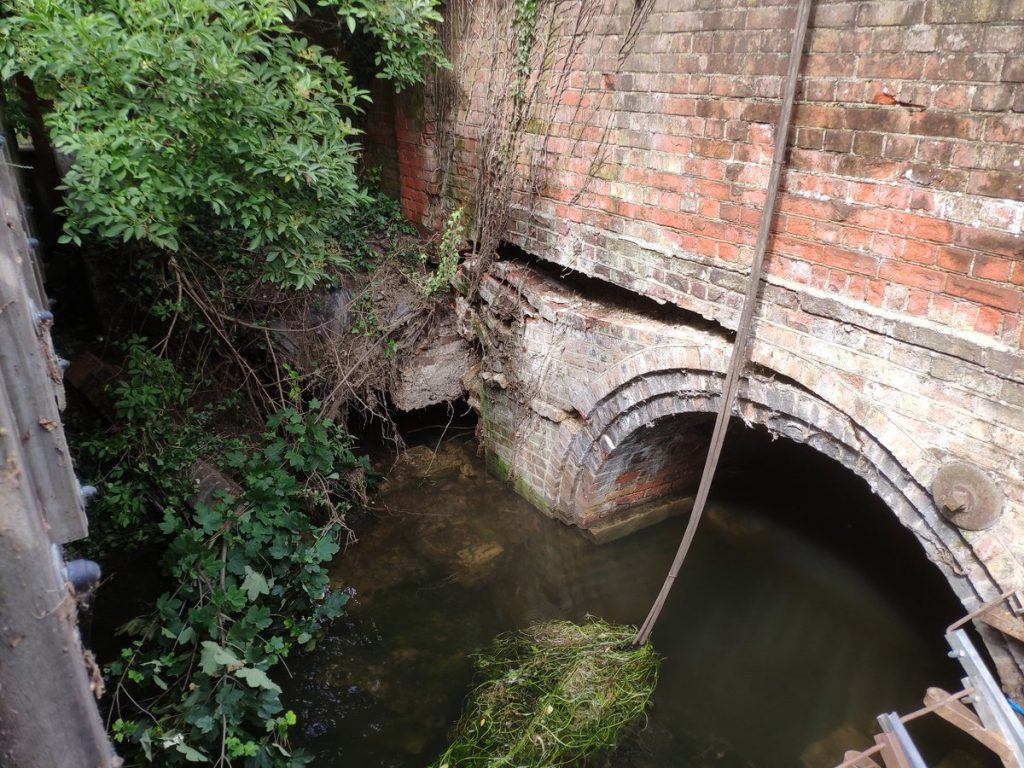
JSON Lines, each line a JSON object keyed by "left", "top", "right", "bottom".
{"left": 563, "top": 340, "right": 938, "bottom": 488}
{"left": 553, "top": 355, "right": 997, "bottom": 610}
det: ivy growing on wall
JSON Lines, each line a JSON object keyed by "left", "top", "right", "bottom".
{"left": 512, "top": 0, "right": 539, "bottom": 100}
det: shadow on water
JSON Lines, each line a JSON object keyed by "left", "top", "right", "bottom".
{"left": 283, "top": 427, "right": 997, "bottom": 768}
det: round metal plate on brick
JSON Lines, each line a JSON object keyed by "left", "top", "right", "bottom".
{"left": 932, "top": 461, "right": 1003, "bottom": 531}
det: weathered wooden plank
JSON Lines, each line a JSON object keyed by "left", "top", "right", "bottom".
{"left": 979, "top": 607, "right": 1024, "bottom": 645}
{"left": 0, "top": 128, "right": 86, "bottom": 543}
{"left": 873, "top": 733, "right": 910, "bottom": 768}
{"left": 0, "top": 367, "right": 116, "bottom": 766}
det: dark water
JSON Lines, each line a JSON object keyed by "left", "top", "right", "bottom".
{"left": 284, "top": 438, "right": 992, "bottom": 768}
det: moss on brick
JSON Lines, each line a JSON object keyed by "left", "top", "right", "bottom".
{"left": 513, "top": 474, "right": 550, "bottom": 513}
{"left": 524, "top": 117, "right": 550, "bottom": 135}
{"left": 592, "top": 162, "right": 621, "bottom": 181}
{"left": 485, "top": 448, "right": 511, "bottom": 479}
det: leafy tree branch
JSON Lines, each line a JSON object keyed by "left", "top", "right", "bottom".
{"left": 1, "top": 0, "right": 447, "bottom": 288}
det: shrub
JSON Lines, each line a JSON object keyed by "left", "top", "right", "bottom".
{"left": 1, "top": 0, "right": 447, "bottom": 288}
{"left": 79, "top": 341, "right": 368, "bottom": 766}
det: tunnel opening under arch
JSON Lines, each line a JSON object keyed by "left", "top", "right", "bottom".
{"left": 590, "top": 413, "right": 998, "bottom": 767}
{"left": 592, "top": 412, "right": 968, "bottom": 638}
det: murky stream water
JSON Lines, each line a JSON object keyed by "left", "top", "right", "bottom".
{"left": 285, "top": 438, "right": 992, "bottom": 768}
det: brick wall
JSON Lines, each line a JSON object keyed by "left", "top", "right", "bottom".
{"left": 580, "top": 414, "right": 710, "bottom": 518}
{"left": 388, "top": 0, "right": 1024, "bottom": 690}
{"left": 393, "top": 0, "right": 1023, "bottom": 347}
{"left": 359, "top": 79, "right": 402, "bottom": 198}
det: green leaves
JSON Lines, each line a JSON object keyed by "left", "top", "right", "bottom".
{"left": 176, "top": 626, "right": 195, "bottom": 646}
{"left": 422, "top": 207, "right": 466, "bottom": 298}
{"left": 319, "top": 0, "right": 449, "bottom": 90}
{"left": 235, "top": 667, "right": 282, "bottom": 693}
{"left": 164, "top": 734, "right": 209, "bottom": 763}
{"left": 198, "top": 641, "right": 242, "bottom": 676}
{"left": 1, "top": 0, "right": 446, "bottom": 288}
{"left": 201, "top": 642, "right": 281, "bottom": 692}
{"left": 241, "top": 566, "right": 272, "bottom": 602}
{"left": 75, "top": 345, "right": 363, "bottom": 766}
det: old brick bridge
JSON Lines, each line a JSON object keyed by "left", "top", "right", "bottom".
{"left": 365, "top": 0, "right": 1024, "bottom": 692}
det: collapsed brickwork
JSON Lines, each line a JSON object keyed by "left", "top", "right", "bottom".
{"left": 378, "top": 0, "right": 1024, "bottom": 690}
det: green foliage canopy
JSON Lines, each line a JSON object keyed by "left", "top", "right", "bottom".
{"left": 1, "top": 0, "right": 446, "bottom": 288}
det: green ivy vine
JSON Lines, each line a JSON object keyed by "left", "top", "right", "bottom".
{"left": 78, "top": 340, "right": 368, "bottom": 766}
{"left": 512, "top": 0, "right": 539, "bottom": 101}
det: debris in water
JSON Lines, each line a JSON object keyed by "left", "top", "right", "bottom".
{"left": 430, "top": 618, "right": 659, "bottom": 767}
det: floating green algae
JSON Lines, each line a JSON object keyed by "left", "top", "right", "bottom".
{"left": 431, "top": 618, "right": 659, "bottom": 767}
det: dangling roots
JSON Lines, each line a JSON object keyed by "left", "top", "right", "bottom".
{"left": 431, "top": 618, "right": 659, "bottom": 767}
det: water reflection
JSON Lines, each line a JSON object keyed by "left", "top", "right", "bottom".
{"left": 284, "top": 439, "right": 990, "bottom": 768}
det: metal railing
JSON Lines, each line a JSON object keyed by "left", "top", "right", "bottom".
{"left": 835, "top": 593, "right": 1024, "bottom": 768}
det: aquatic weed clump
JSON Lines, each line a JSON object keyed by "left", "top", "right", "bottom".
{"left": 431, "top": 618, "right": 659, "bottom": 767}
